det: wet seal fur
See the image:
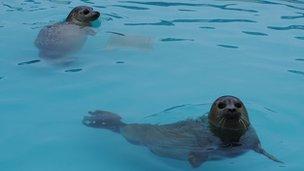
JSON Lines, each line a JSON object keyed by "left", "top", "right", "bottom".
{"left": 83, "top": 96, "right": 283, "bottom": 168}
{"left": 35, "top": 6, "right": 100, "bottom": 59}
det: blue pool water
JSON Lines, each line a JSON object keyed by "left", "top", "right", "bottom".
{"left": 0, "top": 0, "right": 304, "bottom": 170}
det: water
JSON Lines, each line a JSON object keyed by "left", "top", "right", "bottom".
{"left": 0, "top": 0, "right": 303, "bottom": 170}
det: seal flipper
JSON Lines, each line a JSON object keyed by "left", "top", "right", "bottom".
{"left": 82, "top": 110, "right": 126, "bottom": 133}
{"left": 188, "top": 152, "right": 208, "bottom": 168}
{"left": 253, "top": 144, "right": 283, "bottom": 163}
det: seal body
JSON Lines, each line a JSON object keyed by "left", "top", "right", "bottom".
{"left": 35, "top": 23, "right": 90, "bottom": 58}
{"left": 35, "top": 6, "right": 100, "bottom": 58}
{"left": 119, "top": 117, "right": 259, "bottom": 161}
{"left": 83, "top": 96, "right": 282, "bottom": 168}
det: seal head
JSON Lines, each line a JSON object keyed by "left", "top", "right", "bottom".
{"left": 208, "top": 95, "right": 250, "bottom": 131}
{"left": 66, "top": 6, "right": 100, "bottom": 26}
{"left": 208, "top": 96, "right": 250, "bottom": 143}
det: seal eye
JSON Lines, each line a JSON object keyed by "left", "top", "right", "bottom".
{"left": 235, "top": 102, "right": 242, "bottom": 108}
{"left": 83, "top": 9, "right": 90, "bottom": 15}
{"left": 217, "top": 102, "right": 226, "bottom": 109}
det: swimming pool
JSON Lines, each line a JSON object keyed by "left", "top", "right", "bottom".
{"left": 0, "top": 0, "right": 303, "bottom": 170}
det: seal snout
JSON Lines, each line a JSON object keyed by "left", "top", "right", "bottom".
{"left": 208, "top": 95, "right": 250, "bottom": 130}
{"left": 90, "top": 12, "right": 100, "bottom": 21}
{"left": 223, "top": 110, "right": 241, "bottom": 120}
{"left": 93, "top": 11, "right": 100, "bottom": 18}
{"left": 88, "top": 11, "right": 100, "bottom": 22}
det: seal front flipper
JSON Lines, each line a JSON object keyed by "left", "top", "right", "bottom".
{"left": 82, "top": 110, "right": 126, "bottom": 133}
{"left": 253, "top": 144, "right": 283, "bottom": 163}
{"left": 188, "top": 152, "right": 208, "bottom": 168}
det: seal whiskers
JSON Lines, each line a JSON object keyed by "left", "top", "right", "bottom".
{"left": 239, "top": 119, "right": 247, "bottom": 129}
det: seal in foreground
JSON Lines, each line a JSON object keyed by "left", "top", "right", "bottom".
{"left": 83, "top": 96, "right": 282, "bottom": 168}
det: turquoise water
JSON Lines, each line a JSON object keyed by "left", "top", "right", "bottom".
{"left": 0, "top": 0, "right": 304, "bottom": 170}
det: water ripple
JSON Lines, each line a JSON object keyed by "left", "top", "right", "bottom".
{"left": 288, "top": 70, "right": 304, "bottom": 75}
{"left": 80, "top": 0, "right": 94, "bottom": 4}
{"left": 242, "top": 31, "right": 268, "bottom": 36}
{"left": 125, "top": 20, "right": 174, "bottom": 26}
{"left": 178, "top": 9, "right": 196, "bottom": 12}
{"left": 200, "top": 26, "right": 216, "bottom": 29}
{"left": 93, "top": 5, "right": 106, "bottom": 9}
{"left": 65, "top": 69, "right": 82, "bottom": 73}
{"left": 218, "top": 44, "right": 239, "bottom": 49}
{"left": 2, "top": 3, "right": 23, "bottom": 11}
{"left": 222, "top": 0, "right": 304, "bottom": 11}
{"left": 112, "top": 5, "right": 149, "bottom": 10}
{"left": 18, "top": 60, "right": 41, "bottom": 66}
{"left": 104, "top": 13, "right": 124, "bottom": 19}
{"left": 125, "top": 18, "right": 256, "bottom": 26}
{"left": 160, "top": 38, "right": 194, "bottom": 42}
{"left": 268, "top": 25, "right": 304, "bottom": 30}
{"left": 295, "top": 36, "right": 304, "bottom": 40}
{"left": 106, "top": 31, "right": 126, "bottom": 36}
{"left": 120, "top": 1, "right": 208, "bottom": 7}
{"left": 295, "top": 58, "right": 304, "bottom": 61}
{"left": 120, "top": 1, "right": 258, "bottom": 13}
{"left": 281, "top": 12, "right": 304, "bottom": 19}
{"left": 282, "top": 0, "right": 304, "bottom": 5}
{"left": 47, "top": 0, "right": 71, "bottom": 5}
{"left": 24, "top": 0, "right": 41, "bottom": 5}
{"left": 172, "top": 18, "right": 256, "bottom": 23}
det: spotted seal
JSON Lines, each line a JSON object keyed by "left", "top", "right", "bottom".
{"left": 35, "top": 6, "right": 100, "bottom": 58}
{"left": 83, "top": 96, "right": 282, "bottom": 168}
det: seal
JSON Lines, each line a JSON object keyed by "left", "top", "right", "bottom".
{"left": 82, "top": 96, "right": 282, "bottom": 168}
{"left": 35, "top": 6, "right": 100, "bottom": 58}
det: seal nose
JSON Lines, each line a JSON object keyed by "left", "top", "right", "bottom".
{"left": 94, "top": 11, "right": 100, "bottom": 18}
{"left": 228, "top": 108, "right": 236, "bottom": 112}
{"left": 224, "top": 108, "right": 240, "bottom": 120}
{"left": 90, "top": 11, "right": 100, "bottom": 21}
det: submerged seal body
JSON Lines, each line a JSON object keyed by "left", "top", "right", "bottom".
{"left": 35, "top": 6, "right": 100, "bottom": 58}
{"left": 83, "top": 96, "right": 282, "bottom": 168}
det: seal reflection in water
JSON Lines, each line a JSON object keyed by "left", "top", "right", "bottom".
{"left": 83, "top": 96, "right": 282, "bottom": 168}
{"left": 35, "top": 6, "right": 100, "bottom": 59}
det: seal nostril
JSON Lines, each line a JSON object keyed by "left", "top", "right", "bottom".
{"left": 228, "top": 108, "right": 236, "bottom": 113}
{"left": 95, "top": 12, "right": 100, "bottom": 17}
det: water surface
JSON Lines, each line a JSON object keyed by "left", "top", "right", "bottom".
{"left": 0, "top": 0, "right": 303, "bottom": 171}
